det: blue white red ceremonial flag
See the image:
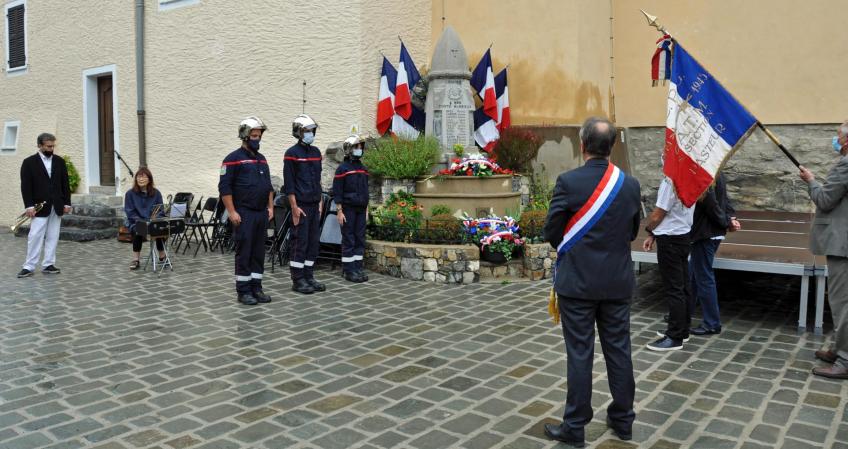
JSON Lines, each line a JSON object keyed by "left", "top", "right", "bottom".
{"left": 473, "top": 107, "right": 499, "bottom": 152}
{"left": 663, "top": 42, "right": 757, "bottom": 207}
{"left": 376, "top": 57, "right": 397, "bottom": 135}
{"left": 557, "top": 163, "right": 624, "bottom": 256}
{"left": 471, "top": 49, "right": 498, "bottom": 122}
{"left": 394, "top": 42, "right": 421, "bottom": 120}
{"left": 651, "top": 34, "right": 672, "bottom": 86}
{"left": 494, "top": 68, "right": 510, "bottom": 131}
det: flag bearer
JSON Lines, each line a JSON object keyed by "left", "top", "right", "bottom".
{"left": 283, "top": 114, "right": 326, "bottom": 294}
{"left": 218, "top": 116, "right": 274, "bottom": 306}
{"left": 333, "top": 135, "right": 370, "bottom": 282}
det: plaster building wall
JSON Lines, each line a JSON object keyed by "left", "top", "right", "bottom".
{"left": 143, "top": 0, "right": 431, "bottom": 202}
{"left": 0, "top": 0, "right": 137, "bottom": 224}
{"left": 432, "top": 0, "right": 611, "bottom": 126}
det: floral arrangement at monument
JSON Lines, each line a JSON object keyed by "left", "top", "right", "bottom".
{"left": 462, "top": 215, "right": 525, "bottom": 262}
{"left": 370, "top": 191, "right": 425, "bottom": 228}
{"left": 439, "top": 153, "right": 513, "bottom": 177}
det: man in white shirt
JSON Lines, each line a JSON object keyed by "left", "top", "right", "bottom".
{"left": 642, "top": 177, "right": 695, "bottom": 351}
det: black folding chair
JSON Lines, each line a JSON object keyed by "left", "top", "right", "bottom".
{"left": 183, "top": 197, "right": 221, "bottom": 256}
{"left": 174, "top": 195, "right": 202, "bottom": 252}
{"left": 268, "top": 195, "right": 293, "bottom": 272}
{"left": 167, "top": 192, "right": 193, "bottom": 248}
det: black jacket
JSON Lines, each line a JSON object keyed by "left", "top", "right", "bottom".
{"left": 218, "top": 147, "right": 274, "bottom": 211}
{"left": 20, "top": 152, "right": 72, "bottom": 217}
{"left": 543, "top": 158, "right": 642, "bottom": 300}
{"left": 332, "top": 159, "right": 370, "bottom": 208}
{"left": 690, "top": 174, "right": 735, "bottom": 242}
{"left": 283, "top": 142, "right": 323, "bottom": 204}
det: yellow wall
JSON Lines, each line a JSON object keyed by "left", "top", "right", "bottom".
{"left": 613, "top": 0, "right": 848, "bottom": 127}
{"left": 432, "top": 0, "right": 611, "bottom": 126}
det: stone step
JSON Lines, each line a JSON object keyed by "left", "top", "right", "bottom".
{"left": 14, "top": 226, "right": 118, "bottom": 242}
{"left": 71, "top": 204, "right": 120, "bottom": 217}
{"left": 72, "top": 193, "right": 123, "bottom": 207}
{"left": 88, "top": 185, "right": 118, "bottom": 195}
{"left": 61, "top": 215, "right": 124, "bottom": 230}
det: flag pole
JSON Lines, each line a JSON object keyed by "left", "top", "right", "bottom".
{"left": 640, "top": 10, "right": 802, "bottom": 169}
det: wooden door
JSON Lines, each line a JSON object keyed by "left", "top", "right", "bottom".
{"left": 97, "top": 76, "right": 115, "bottom": 186}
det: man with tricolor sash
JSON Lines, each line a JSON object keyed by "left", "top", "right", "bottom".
{"left": 543, "top": 117, "right": 641, "bottom": 447}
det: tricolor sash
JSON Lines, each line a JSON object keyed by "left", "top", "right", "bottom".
{"left": 556, "top": 163, "right": 625, "bottom": 258}
{"left": 549, "top": 162, "right": 625, "bottom": 324}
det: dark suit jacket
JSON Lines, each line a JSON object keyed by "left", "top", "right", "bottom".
{"left": 691, "top": 173, "right": 735, "bottom": 242}
{"left": 20, "top": 153, "right": 72, "bottom": 217}
{"left": 543, "top": 158, "right": 641, "bottom": 300}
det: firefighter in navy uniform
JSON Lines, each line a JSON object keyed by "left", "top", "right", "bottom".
{"left": 333, "top": 135, "right": 370, "bottom": 283}
{"left": 218, "top": 116, "right": 275, "bottom": 306}
{"left": 283, "top": 114, "right": 326, "bottom": 294}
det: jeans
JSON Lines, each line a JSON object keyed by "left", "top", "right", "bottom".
{"left": 689, "top": 238, "right": 721, "bottom": 329}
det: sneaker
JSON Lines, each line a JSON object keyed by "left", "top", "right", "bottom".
{"left": 647, "top": 336, "right": 683, "bottom": 352}
{"left": 17, "top": 268, "right": 33, "bottom": 278}
{"left": 656, "top": 330, "right": 690, "bottom": 343}
{"left": 42, "top": 265, "right": 61, "bottom": 274}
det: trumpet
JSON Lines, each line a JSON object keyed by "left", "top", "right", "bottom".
{"left": 10, "top": 202, "right": 46, "bottom": 232}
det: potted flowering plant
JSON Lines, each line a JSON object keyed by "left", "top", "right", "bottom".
{"left": 462, "top": 215, "right": 525, "bottom": 263}
{"left": 439, "top": 153, "right": 513, "bottom": 177}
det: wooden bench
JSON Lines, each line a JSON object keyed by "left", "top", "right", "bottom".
{"left": 632, "top": 210, "right": 826, "bottom": 334}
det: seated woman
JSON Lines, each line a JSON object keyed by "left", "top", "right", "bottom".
{"left": 124, "top": 167, "right": 166, "bottom": 270}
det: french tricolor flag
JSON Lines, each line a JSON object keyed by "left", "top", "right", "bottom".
{"left": 663, "top": 42, "right": 757, "bottom": 207}
{"left": 473, "top": 107, "right": 499, "bottom": 152}
{"left": 394, "top": 42, "right": 421, "bottom": 120}
{"left": 494, "top": 68, "right": 510, "bottom": 131}
{"left": 471, "top": 49, "right": 498, "bottom": 122}
{"left": 376, "top": 57, "right": 397, "bottom": 135}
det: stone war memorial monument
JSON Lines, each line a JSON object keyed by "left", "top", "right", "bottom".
{"left": 415, "top": 26, "right": 521, "bottom": 218}
{"left": 424, "top": 26, "right": 475, "bottom": 161}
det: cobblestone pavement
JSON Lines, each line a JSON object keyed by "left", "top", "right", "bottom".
{"left": 1, "top": 234, "right": 846, "bottom": 449}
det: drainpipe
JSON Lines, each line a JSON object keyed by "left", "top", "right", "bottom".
{"left": 135, "top": 0, "right": 147, "bottom": 167}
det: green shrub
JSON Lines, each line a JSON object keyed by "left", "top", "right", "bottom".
{"left": 519, "top": 209, "right": 547, "bottom": 242}
{"left": 65, "top": 156, "right": 80, "bottom": 193}
{"left": 424, "top": 213, "right": 463, "bottom": 241}
{"left": 527, "top": 173, "right": 554, "bottom": 211}
{"left": 430, "top": 204, "right": 451, "bottom": 216}
{"left": 364, "top": 135, "right": 439, "bottom": 179}
{"left": 492, "top": 127, "right": 543, "bottom": 173}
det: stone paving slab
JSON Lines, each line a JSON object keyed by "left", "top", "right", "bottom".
{"left": 0, "top": 234, "right": 846, "bottom": 448}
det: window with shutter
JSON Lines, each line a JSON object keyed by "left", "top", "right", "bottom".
{"left": 6, "top": 2, "right": 26, "bottom": 71}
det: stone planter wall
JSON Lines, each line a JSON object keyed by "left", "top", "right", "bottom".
{"left": 365, "top": 240, "right": 480, "bottom": 284}
{"left": 374, "top": 178, "right": 417, "bottom": 205}
{"left": 522, "top": 242, "right": 557, "bottom": 281}
{"left": 365, "top": 240, "right": 556, "bottom": 284}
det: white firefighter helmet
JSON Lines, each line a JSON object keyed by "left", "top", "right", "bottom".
{"left": 238, "top": 116, "right": 267, "bottom": 140}
{"left": 342, "top": 134, "right": 366, "bottom": 157}
{"left": 292, "top": 114, "right": 318, "bottom": 138}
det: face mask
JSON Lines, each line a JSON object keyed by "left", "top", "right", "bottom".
{"left": 833, "top": 136, "right": 844, "bottom": 153}
{"left": 302, "top": 132, "right": 315, "bottom": 145}
{"left": 247, "top": 139, "right": 261, "bottom": 151}
{"left": 352, "top": 149, "right": 363, "bottom": 158}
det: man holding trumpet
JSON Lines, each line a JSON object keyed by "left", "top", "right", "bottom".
{"left": 17, "top": 133, "right": 72, "bottom": 278}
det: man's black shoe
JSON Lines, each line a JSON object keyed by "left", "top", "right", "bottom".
{"left": 292, "top": 279, "right": 315, "bottom": 294}
{"left": 690, "top": 325, "right": 721, "bottom": 335}
{"left": 17, "top": 269, "right": 33, "bottom": 278}
{"left": 238, "top": 293, "right": 259, "bottom": 305}
{"left": 543, "top": 423, "right": 585, "bottom": 448}
{"left": 344, "top": 271, "right": 364, "bottom": 283}
{"left": 656, "top": 330, "right": 689, "bottom": 343}
{"left": 42, "top": 265, "right": 61, "bottom": 274}
{"left": 306, "top": 278, "right": 326, "bottom": 292}
{"left": 253, "top": 290, "right": 272, "bottom": 303}
{"left": 606, "top": 417, "right": 632, "bottom": 441}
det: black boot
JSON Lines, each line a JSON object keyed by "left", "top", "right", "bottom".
{"left": 344, "top": 271, "right": 360, "bottom": 283}
{"left": 292, "top": 278, "right": 315, "bottom": 294}
{"left": 253, "top": 289, "right": 272, "bottom": 303}
{"left": 356, "top": 270, "right": 369, "bottom": 282}
{"left": 307, "top": 278, "right": 326, "bottom": 292}
{"left": 238, "top": 293, "right": 259, "bottom": 305}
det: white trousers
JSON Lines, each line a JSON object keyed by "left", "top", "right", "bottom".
{"left": 23, "top": 208, "right": 61, "bottom": 270}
